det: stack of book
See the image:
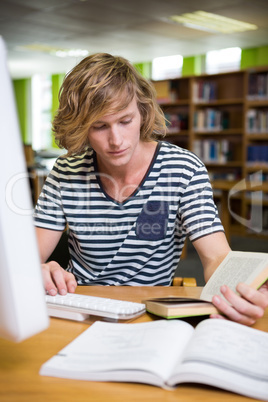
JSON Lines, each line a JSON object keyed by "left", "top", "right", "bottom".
{"left": 248, "top": 72, "right": 268, "bottom": 100}
{"left": 194, "top": 109, "right": 229, "bottom": 132}
{"left": 247, "top": 145, "right": 268, "bottom": 165}
{"left": 193, "top": 80, "right": 217, "bottom": 102}
{"left": 247, "top": 109, "right": 268, "bottom": 133}
{"left": 165, "top": 113, "right": 188, "bottom": 132}
{"left": 193, "top": 139, "right": 231, "bottom": 163}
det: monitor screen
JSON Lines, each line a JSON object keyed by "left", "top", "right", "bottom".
{"left": 0, "top": 36, "right": 49, "bottom": 342}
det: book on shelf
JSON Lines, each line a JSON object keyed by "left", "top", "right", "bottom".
{"left": 193, "top": 80, "right": 217, "bottom": 102}
{"left": 247, "top": 145, "right": 268, "bottom": 165}
{"left": 248, "top": 72, "right": 268, "bottom": 100}
{"left": 153, "top": 80, "right": 171, "bottom": 103}
{"left": 246, "top": 109, "right": 268, "bottom": 134}
{"left": 194, "top": 109, "right": 229, "bottom": 132}
{"left": 165, "top": 112, "right": 188, "bottom": 133}
{"left": 193, "top": 139, "right": 231, "bottom": 163}
{"left": 145, "top": 251, "right": 268, "bottom": 319}
{"left": 39, "top": 317, "right": 268, "bottom": 401}
{"left": 209, "top": 172, "right": 239, "bottom": 181}
{"left": 153, "top": 80, "right": 180, "bottom": 103}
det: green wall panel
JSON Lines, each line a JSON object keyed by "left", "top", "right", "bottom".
{"left": 182, "top": 56, "right": 195, "bottom": 76}
{"left": 241, "top": 45, "right": 268, "bottom": 69}
{"left": 258, "top": 46, "right": 268, "bottom": 66}
{"left": 51, "top": 74, "right": 65, "bottom": 148}
{"left": 13, "top": 78, "right": 30, "bottom": 143}
{"left": 134, "top": 62, "right": 152, "bottom": 79}
{"left": 182, "top": 55, "right": 204, "bottom": 76}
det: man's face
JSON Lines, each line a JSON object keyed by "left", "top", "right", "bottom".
{"left": 88, "top": 97, "right": 142, "bottom": 171}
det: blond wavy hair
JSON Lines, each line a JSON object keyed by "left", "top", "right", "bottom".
{"left": 53, "top": 53, "right": 167, "bottom": 155}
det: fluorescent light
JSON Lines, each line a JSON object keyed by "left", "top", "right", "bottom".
{"left": 170, "top": 11, "right": 258, "bottom": 34}
{"left": 54, "top": 49, "right": 89, "bottom": 58}
{"left": 18, "top": 44, "right": 89, "bottom": 58}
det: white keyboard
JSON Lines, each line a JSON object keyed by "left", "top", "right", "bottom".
{"left": 45, "top": 293, "right": 146, "bottom": 322}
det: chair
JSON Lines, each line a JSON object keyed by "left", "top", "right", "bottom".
{"left": 172, "top": 277, "right": 197, "bottom": 286}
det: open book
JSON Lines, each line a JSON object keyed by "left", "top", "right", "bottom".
{"left": 40, "top": 319, "right": 268, "bottom": 400}
{"left": 145, "top": 250, "right": 268, "bottom": 318}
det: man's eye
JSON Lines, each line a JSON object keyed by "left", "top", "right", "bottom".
{"left": 121, "top": 119, "right": 132, "bottom": 125}
{"left": 93, "top": 125, "right": 106, "bottom": 130}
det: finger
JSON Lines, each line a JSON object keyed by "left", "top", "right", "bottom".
{"left": 237, "top": 282, "right": 268, "bottom": 310}
{"left": 223, "top": 284, "right": 265, "bottom": 321}
{"left": 209, "top": 314, "right": 226, "bottom": 320}
{"left": 43, "top": 261, "right": 68, "bottom": 296}
{"left": 49, "top": 264, "right": 69, "bottom": 295}
{"left": 212, "top": 284, "right": 265, "bottom": 326}
{"left": 42, "top": 263, "right": 58, "bottom": 296}
{"left": 64, "top": 271, "right": 77, "bottom": 293}
{"left": 212, "top": 294, "right": 256, "bottom": 326}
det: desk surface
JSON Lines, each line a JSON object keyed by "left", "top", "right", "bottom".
{"left": 1, "top": 286, "right": 267, "bottom": 402}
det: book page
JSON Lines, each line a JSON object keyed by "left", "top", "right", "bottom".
{"left": 168, "top": 319, "right": 268, "bottom": 400}
{"left": 201, "top": 251, "right": 268, "bottom": 301}
{"left": 169, "top": 318, "right": 268, "bottom": 380}
{"left": 181, "top": 319, "right": 268, "bottom": 378}
{"left": 40, "top": 320, "right": 194, "bottom": 384}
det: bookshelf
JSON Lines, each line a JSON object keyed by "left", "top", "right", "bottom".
{"left": 152, "top": 67, "right": 268, "bottom": 239}
{"left": 244, "top": 67, "right": 268, "bottom": 237}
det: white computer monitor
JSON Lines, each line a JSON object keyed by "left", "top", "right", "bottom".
{"left": 0, "top": 36, "right": 49, "bottom": 342}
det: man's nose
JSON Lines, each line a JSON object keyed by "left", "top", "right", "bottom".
{"left": 108, "top": 126, "right": 123, "bottom": 147}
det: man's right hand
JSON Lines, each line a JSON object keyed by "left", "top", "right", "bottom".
{"left": 42, "top": 261, "right": 77, "bottom": 296}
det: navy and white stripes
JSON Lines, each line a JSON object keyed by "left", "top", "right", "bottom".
{"left": 34, "top": 141, "right": 223, "bottom": 286}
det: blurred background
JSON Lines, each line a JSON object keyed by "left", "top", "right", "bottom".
{"left": 1, "top": 0, "right": 268, "bottom": 282}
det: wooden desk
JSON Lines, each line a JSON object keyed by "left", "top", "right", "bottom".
{"left": 1, "top": 286, "right": 267, "bottom": 402}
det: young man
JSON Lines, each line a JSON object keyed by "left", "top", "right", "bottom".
{"left": 35, "top": 53, "right": 268, "bottom": 326}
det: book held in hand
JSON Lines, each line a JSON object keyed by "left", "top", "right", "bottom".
{"left": 145, "top": 251, "right": 268, "bottom": 319}
{"left": 40, "top": 319, "right": 268, "bottom": 400}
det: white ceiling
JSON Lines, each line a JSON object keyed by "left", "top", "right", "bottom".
{"left": 1, "top": 0, "right": 268, "bottom": 78}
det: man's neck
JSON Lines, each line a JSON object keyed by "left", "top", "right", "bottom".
{"left": 96, "top": 141, "right": 158, "bottom": 202}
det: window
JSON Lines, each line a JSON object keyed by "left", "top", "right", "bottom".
{"left": 152, "top": 54, "right": 183, "bottom": 80}
{"left": 206, "top": 47, "right": 241, "bottom": 74}
{"left": 31, "top": 74, "right": 52, "bottom": 151}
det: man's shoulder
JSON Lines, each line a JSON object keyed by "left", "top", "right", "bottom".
{"left": 55, "top": 149, "right": 94, "bottom": 170}
{"left": 158, "top": 141, "right": 203, "bottom": 167}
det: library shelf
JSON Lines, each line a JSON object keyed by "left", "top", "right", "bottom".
{"left": 152, "top": 66, "right": 268, "bottom": 238}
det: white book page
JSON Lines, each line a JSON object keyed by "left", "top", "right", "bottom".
{"left": 168, "top": 319, "right": 268, "bottom": 399}
{"left": 170, "top": 361, "right": 268, "bottom": 400}
{"left": 201, "top": 251, "right": 268, "bottom": 301}
{"left": 170, "top": 318, "right": 268, "bottom": 381}
{"left": 40, "top": 320, "right": 194, "bottom": 383}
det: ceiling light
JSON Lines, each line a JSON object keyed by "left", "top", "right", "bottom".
{"left": 17, "top": 44, "right": 89, "bottom": 58}
{"left": 170, "top": 11, "right": 258, "bottom": 34}
{"left": 54, "top": 49, "right": 89, "bottom": 58}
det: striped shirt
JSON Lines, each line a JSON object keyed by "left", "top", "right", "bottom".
{"left": 34, "top": 141, "right": 224, "bottom": 286}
